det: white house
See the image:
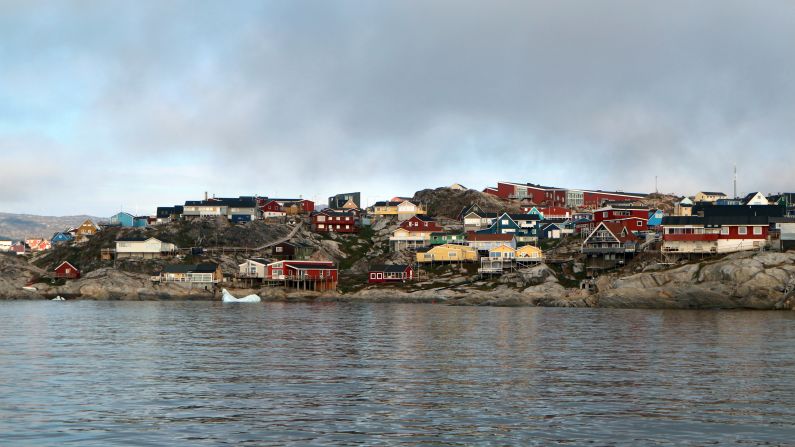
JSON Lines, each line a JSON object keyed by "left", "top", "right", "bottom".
{"left": 694, "top": 191, "right": 727, "bottom": 203}
{"left": 0, "top": 240, "right": 12, "bottom": 252}
{"left": 239, "top": 258, "right": 269, "bottom": 279}
{"left": 743, "top": 192, "right": 770, "bottom": 206}
{"left": 115, "top": 237, "right": 178, "bottom": 259}
{"left": 396, "top": 201, "right": 426, "bottom": 221}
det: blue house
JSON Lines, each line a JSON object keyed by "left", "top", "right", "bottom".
{"left": 478, "top": 213, "right": 539, "bottom": 245}
{"left": 133, "top": 216, "right": 149, "bottom": 228}
{"left": 525, "top": 206, "right": 544, "bottom": 219}
{"left": 110, "top": 212, "right": 136, "bottom": 227}
{"left": 539, "top": 222, "right": 563, "bottom": 240}
{"left": 51, "top": 232, "right": 74, "bottom": 244}
{"left": 647, "top": 209, "right": 665, "bottom": 228}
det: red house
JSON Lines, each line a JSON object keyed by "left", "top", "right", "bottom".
{"left": 400, "top": 215, "right": 442, "bottom": 232}
{"left": 259, "top": 199, "right": 284, "bottom": 217}
{"left": 265, "top": 260, "right": 338, "bottom": 291}
{"left": 368, "top": 264, "right": 414, "bottom": 283}
{"left": 593, "top": 205, "right": 650, "bottom": 232}
{"left": 54, "top": 261, "right": 81, "bottom": 279}
{"left": 312, "top": 210, "right": 359, "bottom": 233}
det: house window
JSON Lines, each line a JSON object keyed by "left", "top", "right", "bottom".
{"left": 370, "top": 273, "right": 376, "bottom": 279}
{"left": 721, "top": 227, "right": 729, "bottom": 235}
{"left": 377, "top": 273, "right": 383, "bottom": 279}
{"left": 318, "top": 224, "right": 325, "bottom": 229}
{"left": 603, "top": 212, "right": 608, "bottom": 218}
{"left": 738, "top": 227, "right": 747, "bottom": 235}
{"left": 636, "top": 221, "right": 642, "bottom": 227}
{"left": 275, "top": 247, "right": 283, "bottom": 253}
{"left": 753, "top": 227, "right": 762, "bottom": 235}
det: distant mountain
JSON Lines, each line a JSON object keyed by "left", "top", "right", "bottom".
{"left": 0, "top": 212, "right": 103, "bottom": 241}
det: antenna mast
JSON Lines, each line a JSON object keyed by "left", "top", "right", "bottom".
{"left": 733, "top": 164, "right": 737, "bottom": 198}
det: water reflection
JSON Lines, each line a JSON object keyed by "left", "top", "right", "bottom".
{"left": 0, "top": 302, "right": 794, "bottom": 446}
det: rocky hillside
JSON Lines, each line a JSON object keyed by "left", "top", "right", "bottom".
{"left": 0, "top": 253, "right": 47, "bottom": 298}
{"left": 32, "top": 218, "right": 294, "bottom": 276}
{"left": 412, "top": 187, "right": 519, "bottom": 219}
{"left": 0, "top": 212, "right": 101, "bottom": 240}
{"left": 593, "top": 251, "right": 795, "bottom": 309}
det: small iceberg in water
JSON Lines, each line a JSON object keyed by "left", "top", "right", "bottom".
{"left": 52, "top": 296, "right": 66, "bottom": 301}
{"left": 221, "top": 288, "right": 261, "bottom": 303}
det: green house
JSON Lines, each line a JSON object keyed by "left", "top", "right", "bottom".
{"left": 430, "top": 232, "right": 466, "bottom": 245}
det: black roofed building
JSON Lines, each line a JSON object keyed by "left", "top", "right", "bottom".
{"left": 183, "top": 196, "right": 259, "bottom": 222}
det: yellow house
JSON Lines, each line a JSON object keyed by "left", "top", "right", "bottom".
{"left": 373, "top": 201, "right": 400, "bottom": 216}
{"left": 694, "top": 191, "right": 727, "bottom": 203}
{"left": 75, "top": 219, "right": 100, "bottom": 242}
{"left": 488, "top": 244, "right": 516, "bottom": 259}
{"left": 516, "top": 245, "right": 544, "bottom": 260}
{"left": 416, "top": 244, "right": 478, "bottom": 263}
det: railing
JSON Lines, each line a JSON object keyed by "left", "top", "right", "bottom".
{"left": 662, "top": 233, "right": 719, "bottom": 242}
{"left": 151, "top": 276, "right": 219, "bottom": 284}
{"left": 582, "top": 246, "right": 634, "bottom": 254}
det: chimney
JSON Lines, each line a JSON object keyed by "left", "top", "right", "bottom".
{"left": 204, "top": 191, "right": 208, "bottom": 201}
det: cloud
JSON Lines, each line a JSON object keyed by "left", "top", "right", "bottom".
{"left": 1, "top": 0, "right": 795, "bottom": 214}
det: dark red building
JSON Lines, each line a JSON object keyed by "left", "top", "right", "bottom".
{"left": 54, "top": 261, "right": 81, "bottom": 279}
{"left": 593, "top": 205, "right": 650, "bottom": 232}
{"left": 368, "top": 264, "right": 414, "bottom": 283}
{"left": 400, "top": 215, "right": 442, "bottom": 232}
{"left": 312, "top": 210, "right": 359, "bottom": 233}
{"left": 266, "top": 260, "right": 338, "bottom": 291}
{"left": 484, "top": 181, "right": 647, "bottom": 208}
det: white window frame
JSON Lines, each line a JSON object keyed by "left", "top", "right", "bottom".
{"left": 738, "top": 226, "right": 748, "bottom": 235}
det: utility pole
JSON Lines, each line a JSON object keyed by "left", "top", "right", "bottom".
{"left": 733, "top": 164, "right": 737, "bottom": 199}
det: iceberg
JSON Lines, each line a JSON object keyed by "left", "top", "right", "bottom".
{"left": 221, "top": 288, "right": 261, "bottom": 303}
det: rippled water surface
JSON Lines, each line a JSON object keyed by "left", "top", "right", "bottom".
{"left": 1, "top": 301, "right": 794, "bottom": 446}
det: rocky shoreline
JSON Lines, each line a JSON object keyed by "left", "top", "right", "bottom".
{"left": 3, "top": 251, "right": 794, "bottom": 310}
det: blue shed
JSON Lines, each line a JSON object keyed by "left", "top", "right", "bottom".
{"left": 231, "top": 214, "right": 252, "bottom": 224}
{"left": 51, "top": 232, "right": 74, "bottom": 244}
{"left": 133, "top": 216, "right": 149, "bottom": 228}
{"left": 647, "top": 209, "right": 665, "bottom": 228}
{"left": 110, "top": 212, "right": 136, "bottom": 227}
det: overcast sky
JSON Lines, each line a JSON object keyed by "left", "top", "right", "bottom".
{"left": 2, "top": 0, "right": 794, "bottom": 216}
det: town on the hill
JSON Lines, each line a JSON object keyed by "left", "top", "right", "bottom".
{"left": 3, "top": 182, "right": 794, "bottom": 295}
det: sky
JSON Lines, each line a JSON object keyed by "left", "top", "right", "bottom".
{"left": 2, "top": 0, "right": 795, "bottom": 216}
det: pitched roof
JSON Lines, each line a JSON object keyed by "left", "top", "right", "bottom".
{"left": 54, "top": 261, "right": 79, "bottom": 271}
{"left": 600, "top": 222, "right": 639, "bottom": 243}
{"left": 699, "top": 191, "right": 726, "bottom": 196}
